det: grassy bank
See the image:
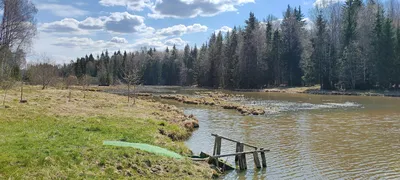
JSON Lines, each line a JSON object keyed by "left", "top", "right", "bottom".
{"left": 0, "top": 86, "right": 213, "bottom": 179}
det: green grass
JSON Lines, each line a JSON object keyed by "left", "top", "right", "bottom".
{"left": 0, "top": 86, "right": 213, "bottom": 179}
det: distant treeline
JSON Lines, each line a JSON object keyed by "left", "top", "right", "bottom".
{"left": 60, "top": 0, "right": 400, "bottom": 90}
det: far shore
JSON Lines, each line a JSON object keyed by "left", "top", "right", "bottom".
{"left": 76, "top": 84, "right": 400, "bottom": 98}
{"left": 255, "top": 86, "right": 400, "bottom": 98}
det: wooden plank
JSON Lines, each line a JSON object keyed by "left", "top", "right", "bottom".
{"left": 211, "top": 149, "right": 270, "bottom": 158}
{"left": 211, "top": 134, "right": 258, "bottom": 149}
{"left": 260, "top": 148, "right": 267, "bottom": 168}
{"left": 253, "top": 152, "right": 261, "bottom": 168}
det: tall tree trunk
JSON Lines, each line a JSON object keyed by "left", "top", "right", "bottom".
{"left": 3, "top": 88, "right": 8, "bottom": 107}
{"left": 20, "top": 81, "right": 23, "bottom": 102}
{"left": 127, "top": 83, "right": 130, "bottom": 104}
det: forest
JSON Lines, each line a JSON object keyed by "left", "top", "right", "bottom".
{"left": 34, "top": 0, "right": 400, "bottom": 90}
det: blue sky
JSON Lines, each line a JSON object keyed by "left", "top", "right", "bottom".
{"left": 31, "top": 0, "right": 326, "bottom": 64}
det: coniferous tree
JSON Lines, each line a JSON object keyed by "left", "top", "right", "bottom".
{"left": 394, "top": 28, "right": 400, "bottom": 87}
{"left": 379, "top": 17, "right": 395, "bottom": 88}
{"left": 271, "top": 29, "right": 282, "bottom": 86}
{"left": 63, "top": 4, "right": 400, "bottom": 91}
{"left": 187, "top": 45, "right": 197, "bottom": 85}
{"left": 207, "top": 33, "right": 218, "bottom": 88}
{"left": 281, "top": 6, "right": 304, "bottom": 86}
{"left": 339, "top": 0, "right": 363, "bottom": 89}
{"left": 311, "top": 12, "right": 332, "bottom": 89}
{"left": 241, "top": 12, "right": 258, "bottom": 88}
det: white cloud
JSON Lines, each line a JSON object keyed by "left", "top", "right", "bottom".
{"left": 314, "top": 0, "right": 344, "bottom": 7}
{"left": 40, "top": 18, "right": 87, "bottom": 34}
{"left": 215, "top": 26, "right": 232, "bottom": 33}
{"left": 36, "top": 3, "right": 88, "bottom": 17}
{"left": 156, "top": 23, "right": 208, "bottom": 36}
{"left": 99, "top": 0, "right": 151, "bottom": 11}
{"left": 148, "top": 0, "right": 254, "bottom": 19}
{"left": 104, "top": 12, "right": 146, "bottom": 33}
{"left": 78, "top": 17, "right": 106, "bottom": 30}
{"left": 165, "top": 38, "right": 186, "bottom": 46}
{"left": 40, "top": 12, "right": 147, "bottom": 34}
{"left": 131, "top": 37, "right": 166, "bottom": 49}
{"left": 111, "top": 37, "right": 129, "bottom": 43}
{"left": 52, "top": 37, "right": 121, "bottom": 50}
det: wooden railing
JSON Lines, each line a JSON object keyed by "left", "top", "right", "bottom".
{"left": 211, "top": 134, "right": 270, "bottom": 170}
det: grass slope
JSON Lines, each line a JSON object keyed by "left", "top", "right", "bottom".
{"left": 0, "top": 86, "right": 213, "bottom": 179}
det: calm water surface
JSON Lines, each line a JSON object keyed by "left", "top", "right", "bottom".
{"left": 142, "top": 87, "right": 400, "bottom": 179}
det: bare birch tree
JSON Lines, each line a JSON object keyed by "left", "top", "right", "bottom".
{"left": 0, "top": 0, "right": 37, "bottom": 77}
{"left": 0, "top": 0, "right": 36, "bottom": 106}
{"left": 122, "top": 53, "right": 141, "bottom": 105}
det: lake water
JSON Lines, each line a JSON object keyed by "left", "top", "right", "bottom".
{"left": 142, "top": 86, "right": 400, "bottom": 179}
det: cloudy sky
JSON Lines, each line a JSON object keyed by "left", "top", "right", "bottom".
{"left": 31, "top": 0, "right": 326, "bottom": 64}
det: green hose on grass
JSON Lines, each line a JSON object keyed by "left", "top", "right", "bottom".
{"left": 103, "top": 141, "right": 183, "bottom": 159}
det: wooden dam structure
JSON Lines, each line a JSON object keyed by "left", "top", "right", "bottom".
{"left": 209, "top": 134, "right": 270, "bottom": 171}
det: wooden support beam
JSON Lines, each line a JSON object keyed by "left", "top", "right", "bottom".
{"left": 260, "top": 148, "right": 267, "bottom": 168}
{"left": 211, "top": 149, "right": 270, "bottom": 158}
{"left": 253, "top": 152, "right": 261, "bottom": 168}
{"left": 211, "top": 134, "right": 258, "bottom": 149}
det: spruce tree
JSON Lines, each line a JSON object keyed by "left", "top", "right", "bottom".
{"left": 241, "top": 12, "right": 258, "bottom": 88}
{"left": 394, "top": 28, "right": 400, "bottom": 87}
{"left": 379, "top": 18, "right": 395, "bottom": 88}
{"left": 207, "top": 33, "right": 217, "bottom": 88}
{"left": 281, "top": 5, "right": 304, "bottom": 86}
{"left": 225, "top": 27, "right": 239, "bottom": 89}
{"left": 271, "top": 29, "right": 282, "bottom": 86}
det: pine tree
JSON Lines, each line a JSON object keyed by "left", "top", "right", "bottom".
{"left": 271, "top": 29, "right": 282, "bottom": 86}
{"left": 339, "top": 42, "right": 362, "bottom": 89}
{"left": 342, "top": 0, "right": 362, "bottom": 48}
{"left": 240, "top": 12, "right": 258, "bottom": 88}
{"left": 394, "top": 28, "right": 400, "bottom": 87}
{"left": 207, "top": 33, "right": 217, "bottom": 88}
{"left": 379, "top": 17, "right": 395, "bottom": 88}
{"left": 162, "top": 47, "right": 170, "bottom": 85}
{"left": 312, "top": 12, "right": 332, "bottom": 89}
{"left": 170, "top": 45, "right": 180, "bottom": 85}
{"left": 187, "top": 45, "right": 197, "bottom": 86}
{"left": 195, "top": 44, "right": 208, "bottom": 86}
{"left": 262, "top": 21, "right": 273, "bottom": 87}
{"left": 281, "top": 5, "right": 304, "bottom": 86}
{"left": 215, "top": 32, "right": 224, "bottom": 88}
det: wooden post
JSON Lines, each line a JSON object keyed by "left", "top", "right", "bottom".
{"left": 253, "top": 152, "right": 261, "bottom": 168}
{"left": 238, "top": 143, "right": 243, "bottom": 170}
{"left": 235, "top": 142, "right": 241, "bottom": 163}
{"left": 216, "top": 136, "right": 221, "bottom": 155}
{"left": 213, "top": 136, "right": 218, "bottom": 156}
{"left": 238, "top": 143, "right": 247, "bottom": 170}
{"left": 260, "top": 148, "right": 267, "bottom": 168}
{"left": 213, "top": 135, "right": 222, "bottom": 156}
